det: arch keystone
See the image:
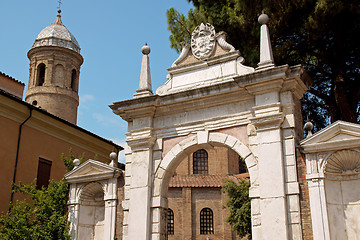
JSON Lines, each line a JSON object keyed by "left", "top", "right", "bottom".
{"left": 197, "top": 130, "right": 209, "bottom": 144}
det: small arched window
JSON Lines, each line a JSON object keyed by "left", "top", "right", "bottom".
{"left": 71, "top": 69, "right": 77, "bottom": 91}
{"left": 37, "top": 63, "right": 46, "bottom": 86}
{"left": 193, "top": 149, "right": 208, "bottom": 174}
{"left": 239, "top": 156, "right": 248, "bottom": 174}
{"left": 167, "top": 208, "right": 174, "bottom": 235}
{"left": 200, "top": 208, "right": 214, "bottom": 235}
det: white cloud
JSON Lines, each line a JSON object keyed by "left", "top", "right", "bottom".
{"left": 80, "top": 94, "right": 95, "bottom": 103}
{"left": 92, "top": 112, "right": 105, "bottom": 122}
{"left": 91, "top": 112, "right": 127, "bottom": 131}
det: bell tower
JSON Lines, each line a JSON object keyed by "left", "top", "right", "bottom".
{"left": 25, "top": 9, "right": 83, "bottom": 124}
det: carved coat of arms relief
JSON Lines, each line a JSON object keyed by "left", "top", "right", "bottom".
{"left": 191, "top": 23, "right": 216, "bottom": 60}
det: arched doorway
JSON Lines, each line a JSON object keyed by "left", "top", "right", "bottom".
{"left": 78, "top": 182, "right": 105, "bottom": 240}
{"left": 151, "top": 132, "right": 258, "bottom": 239}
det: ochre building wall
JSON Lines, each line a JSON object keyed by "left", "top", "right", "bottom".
{"left": 0, "top": 94, "right": 120, "bottom": 214}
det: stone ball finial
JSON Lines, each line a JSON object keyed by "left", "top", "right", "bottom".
{"left": 258, "top": 12, "right": 269, "bottom": 25}
{"left": 304, "top": 121, "right": 314, "bottom": 138}
{"left": 141, "top": 43, "right": 151, "bottom": 55}
{"left": 73, "top": 158, "right": 80, "bottom": 167}
{"left": 110, "top": 152, "right": 117, "bottom": 160}
{"left": 304, "top": 121, "right": 314, "bottom": 132}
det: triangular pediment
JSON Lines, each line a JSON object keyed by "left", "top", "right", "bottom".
{"left": 64, "top": 159, "right": 122, "bottom": 183}
{"left": 300, "top": 121, "right": 360, "bottom": 153}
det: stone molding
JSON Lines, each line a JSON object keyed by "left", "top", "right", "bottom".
{"left": 250, "top": 112, "right": 285, "bottom": 131}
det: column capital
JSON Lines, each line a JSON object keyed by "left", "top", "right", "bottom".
{"left": 250, "top": 112, "right": 284, "bottom": 131}
{"left": 126, "top": 128, "right": 156, "bottom": 151}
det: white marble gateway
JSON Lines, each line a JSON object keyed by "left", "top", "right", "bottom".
{"left": 65, "top": 158, "right": 122, "bottom": 240}
{"left": 301, "top": 121, "right": 360, "bottom": 240}
{"left": 110, "top": 19, "right": 312, "bottom": 240}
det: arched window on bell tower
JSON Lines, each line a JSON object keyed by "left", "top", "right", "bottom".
{"left": 71, "top": 69, "right": 77, "bottom": 91}
{"left": 37, "top": 63, "right": 46, "bottom": 86}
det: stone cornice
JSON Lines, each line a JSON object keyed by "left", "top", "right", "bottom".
{"left": 111, "top": 64, "right": 311, "bottom": 123}
{"left": 25, "top": 86, "right": 79, "bottom": 104}
{"left": 28, "top": 45, "right": 83, "bottom": 64}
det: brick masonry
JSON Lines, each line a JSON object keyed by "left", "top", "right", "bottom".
{"left": 296, "top": 148, "right": 313, "bottom": 240}
{"left": 168, "top": 146, "right": 244, "bottom": 240}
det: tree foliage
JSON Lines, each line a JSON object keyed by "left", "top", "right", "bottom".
{"left": 0, "top": 151, "right": 86, "bottom": 240}
{"left": 61, "top": 149, "right": 86, "bottom": 172}
{"left": 167, "top": 0, "right": 360, "bottom": 130}
{"left": 222, "top": 179, "right": 251, "bottom": 239}
{"left": 0, "top": 180, "right": 70, "bottom": 240}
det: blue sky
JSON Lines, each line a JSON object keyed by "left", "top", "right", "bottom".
{"left": 0, "top": 0, "right": 193, "bottom": 162}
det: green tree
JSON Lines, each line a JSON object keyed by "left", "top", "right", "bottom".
{"left": 222, "top": 179, "right": 251, "bottom": 239}
{"left": 0, "top": 151, "right": 86, "bottom": 240}
{"left": 167, "top": 0, "right": 360, "bottom": 130}
{"left": 0, "top": 180, "right": 70, "bottom": 240}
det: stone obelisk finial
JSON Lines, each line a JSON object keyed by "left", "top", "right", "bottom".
{"left": 134, "top": 43, "right": 153, "bottom": 98}
{"left": 257, "top": 11, "right": 275, "bottom": 70}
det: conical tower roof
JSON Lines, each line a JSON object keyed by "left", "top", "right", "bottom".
{"left": 31, "top": 10, "right": 80, "bottom": 53}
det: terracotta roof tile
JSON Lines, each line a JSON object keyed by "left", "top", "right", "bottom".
{"left": 0, "top": 71, "right": 25, "bottom": 85}
{"left": 169, "top": 173, "right": 249, "bottom": 188}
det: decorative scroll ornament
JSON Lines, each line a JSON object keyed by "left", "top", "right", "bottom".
{"left": 191, "top": 23, "right": 216, "bottom": 60}
{"left": 216, "top": 31, "right": 235, "bottom": 52}
{"left": 172, "top": 42, "right": 190, "bottom": 67}
{"left": 325, "top": 150, "right": 360, "bottom": 175}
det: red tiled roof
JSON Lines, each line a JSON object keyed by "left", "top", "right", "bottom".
{"left": 0, "top": 71, "right": 25, "bottom": 85}
{"left": 169, "top": 173, "right": 249, "bottom": 188}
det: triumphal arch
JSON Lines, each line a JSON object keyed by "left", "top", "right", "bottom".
{"left": 110, "top": 14, "right": 312, "bottom": 240}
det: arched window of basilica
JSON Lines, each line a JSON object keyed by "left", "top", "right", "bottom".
{"left": 167, "top": 208, "right": 174, "bottom": 235}
{"left": 193, "top": 149, "right": 208, "bottom": 174}
{"left": 200, "top": 208, "right": 214, "bottom": 234}
{"left": 37, "top": 63, "right": 46, "bottom": 86}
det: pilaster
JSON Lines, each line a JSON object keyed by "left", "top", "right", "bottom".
{"left": 126, "top": 113, "right": 156, "bottom": 239}
{"left": 250, "top": 88, "right": 289, "bottom": 239}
